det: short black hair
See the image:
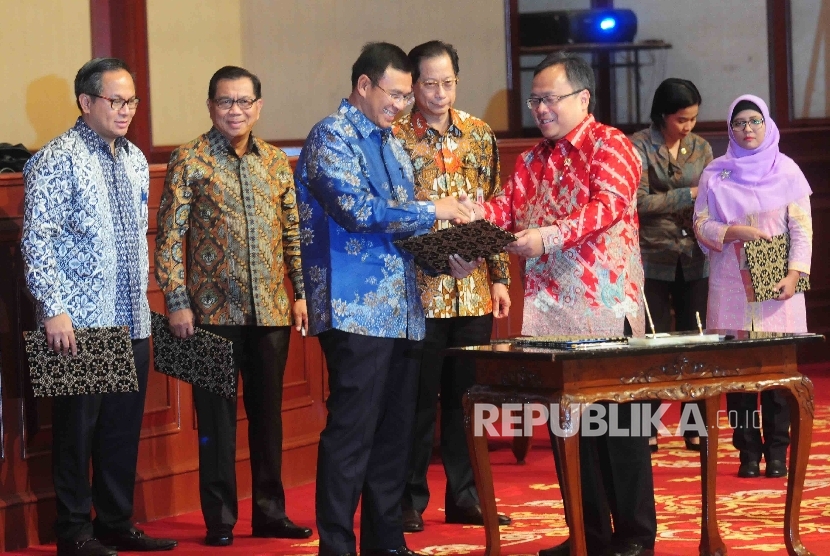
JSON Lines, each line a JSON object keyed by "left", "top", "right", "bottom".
{"left": 208, "top": 66, "right": 262, "bottom": 100}
{"left": 351, "top": 42, "right": 412, "bottom": 89}
{"left": 407, "top": 40, "right": 460, "bottom": 83}
{"left": 533, "top": 52, "right": 596, "bottom": 113}
{"left": 74, "top": 57, "right": 133, "bottom": 111}
{"left": 649, "top": 78, "right": 703, "bottom": 128}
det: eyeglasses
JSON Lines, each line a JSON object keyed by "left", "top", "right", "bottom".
{"left": 373, "top": 83, "right": 414, "bottom": 106}
{"left": 419, "top": 78, "right": 458, "bottom": 92}
{"left": 90, "top": 94, "right": 140, "bottom": 111}
{"left": 211, "top": 97, "right": 259, "bottom": 110}
{"left": 730, "top": 117, "right": 765, "bottom": 131}
{"left": 526, "top": 89, "right": 586, "bottom": 110}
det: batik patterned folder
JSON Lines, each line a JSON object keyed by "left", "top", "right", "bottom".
{"left": 394, "top": 219, "right": 516, "bottom": 275}
{"left": 24, "top": 326, "right": 138, "bottom": 397}
{"left": 744, "top": 233, "right": 810, "bottom": 303}
{"left": 150, "top": 312, "right": 236, "bottom": 399}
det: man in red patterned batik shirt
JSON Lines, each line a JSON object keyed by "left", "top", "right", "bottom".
{"left": 470, "top": 52, "right": 656, "bottom": 556}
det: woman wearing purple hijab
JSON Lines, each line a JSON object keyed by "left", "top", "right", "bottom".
{"left": 693, "top": 94, "right": 812, "bottom": 479}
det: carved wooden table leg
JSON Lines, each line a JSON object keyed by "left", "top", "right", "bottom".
{"left": 463, "top": 389, "right": 501, "bottom": 556}
{"left": 699, "top": 395, "right": 727, "bottom": 556}
{"left": 782, "top": 377, "right": 815, "bottom": 556}
{"left": 554, "top": 397, "right": 587, "bottom": 556}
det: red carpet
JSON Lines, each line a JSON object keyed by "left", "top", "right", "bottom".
{"left": 9, "top": 366, "right": 830, "bottom": 555}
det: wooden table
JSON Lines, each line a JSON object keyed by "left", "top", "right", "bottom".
{"left": 448, "top": 331, "right": 824, "bottom": 556}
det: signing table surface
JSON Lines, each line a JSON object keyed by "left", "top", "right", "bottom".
{"left": 449, "top": 331, "right": 824, "bottom": 556}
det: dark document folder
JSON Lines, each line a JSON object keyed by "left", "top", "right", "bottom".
{"left": 150, "top": 312, "right": 236, "bottom": 399}
{"left": 394, "top": 219, "right": 517, "bottom": 275}
{"left": 744, "top": 233, "right": 810, "bottom": 302}
{"left": 24, "top": 326, "right": 138, "bottom": 397}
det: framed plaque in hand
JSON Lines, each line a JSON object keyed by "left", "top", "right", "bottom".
{"left": 150, "top": 312, "right": 236, "bottom": 399}
{"left": 744, "top": 233, "right": 810, "bottom": 302}
{"left": 24, "top": 326, "right": 138, "bottom": 397}
{"left": 394, "top": 219, "right": 516, "bottom": 275}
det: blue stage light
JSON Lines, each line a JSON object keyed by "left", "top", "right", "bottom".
{"left": 599, "top": 17, "right": 616, "bottom": 31}
{"left": 519, "top": 9, "right": 638, "bottom": 45}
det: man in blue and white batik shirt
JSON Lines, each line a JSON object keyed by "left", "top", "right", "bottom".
{"left": 294, "top": 42, "right": 475, "bottom": 556}
{"left": 21, "top": 58, "right": 176, "bottom": 556}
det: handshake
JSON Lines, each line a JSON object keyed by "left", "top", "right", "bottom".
{"left": 433, "top": 192, "right": 482, "bottom": 225}
{"left": 433, "top": 193, "right": 543, "bottom": 259}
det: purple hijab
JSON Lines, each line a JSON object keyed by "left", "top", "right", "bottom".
{"left": 700, "top": 94, "right": 811, "bottom": 223}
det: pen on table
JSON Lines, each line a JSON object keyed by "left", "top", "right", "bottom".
{"left": 696, "top": 312, "right": 704, "bottom": 335}
{"left": 642, "top": 293, "right": 657, "bottom": 338}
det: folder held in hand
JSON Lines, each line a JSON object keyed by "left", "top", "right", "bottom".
{"left": 150, "top": 312, "right": 236, "bottom": 399}
{"left": 24, "top": 326, "right": 138, "bottom": 397}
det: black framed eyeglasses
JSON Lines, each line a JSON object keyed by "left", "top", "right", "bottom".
{"left": 526, "top": 89, "right": 586, "bottom": 110}
{"left": 90, "top": 94, "right": 140, "bottom": 111}
{"left": 211, "top": 97, "right": 259, "bottom": 110}
{"left": 730, "top": 117, "right": 765, "bottom": 131}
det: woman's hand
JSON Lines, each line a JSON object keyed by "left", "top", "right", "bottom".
{"left": 773, "top": 270, "right": 801, "bottom": 301}
{"left": 724, "top": 225, "right": 771, "bottom": 243}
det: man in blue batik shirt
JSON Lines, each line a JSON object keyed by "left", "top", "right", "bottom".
{"left": 21, "top": 58, "right": 176, "bottom": 556}
{"left": 294, "top": 42, "right": 473, "bottom": 556}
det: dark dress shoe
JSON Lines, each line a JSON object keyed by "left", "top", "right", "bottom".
{"left": 539, "top": 539, "right": 570, "bottom": 556}
{"left": 445, "top": 504, "right": 512, "bottom": 526}
{"left": 252, "top": 517, "right": 313, "bottom": 539}
{"left": 766, "top": 460, "right": 788, "bottom": 478}
{"left": 605, "top": 542, "right": 654, "bottom": 556}
{"left": 96, "top": 527, "right": 177, "bottom": 551}
{"left": 205, "top": 528, "right": 233, "bottom": 547}
{"left": 738, "top": 461, "right": 761, "bottom": 478}
{"left": 402, "top": 507, "right": 424, "bottom": 532}
{"left": 56, "top": 537, "right": 117, "bottom": 556}
{"left": 362, "top": 547, "right": 424, "bottom": 556}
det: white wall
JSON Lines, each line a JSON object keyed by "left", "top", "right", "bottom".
{"left": 241, "top": 0, "right": 508, "bottom": 142}
{"left": 614, "top": 0, "right": 769, "bottom": 125}
{"left": 0, "top": 1, "right": 91, "bottom": 149}
{"left": 791, "top": 0, "right": 830, "bottom": 119}
{"left": 147, "top": 0, "right": 244, "bottom": 147}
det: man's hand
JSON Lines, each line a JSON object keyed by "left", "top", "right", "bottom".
{"left": 491, "top": 283, "right": 511, "bottom": 319}
{"left": 458, "top": 195, "right": 481, "bottom": 221}
{"left": 293, "top": 299, "right": 308, "bottom": 335}
{"left": 434, "top": 194, "right": 471, "bottom": 225}
{"left": 448, "top": 255, "right": 482, "bottom": 279}
{"left": 169, "top": 308, "right": 195, "bottom": 339}
{"left": 725, "top": 225, "right": 771, "bottom": 243}
{"left": 506, "top": 228, "right": 544, "bottom": 258}
{"left": 774, "top": 270, "right": 801, "bottom": 301}
{"left": 44, "top": 313, "right": 76, "bottom": 356}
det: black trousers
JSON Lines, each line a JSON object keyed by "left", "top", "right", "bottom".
{"left": 194, "top": 325, "right": 291, "bottom": 531}
{"left": 645, "top": 264, "right": 709, "bottom": 438}
{"left": 549, "top": 402, "right": 657, "bottom": 554}
{"left": 315, "top": 330, "right": 421, "bottom": 556}
{"left": 402, "top": 314, "right": 493, "bottom": 514}
{"left": 727, "top": 390, "right": 790, "bottom": 464}
{"left": 52, "top": 338, "right": 150, "bottom": 541}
